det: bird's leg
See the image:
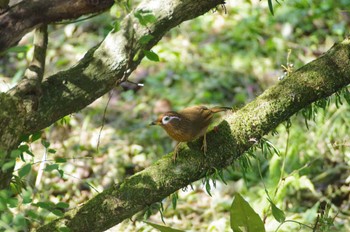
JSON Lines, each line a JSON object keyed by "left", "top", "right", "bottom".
{"left": 173, "top": 142, "right": 181, "bottom": 162}
{"left": 201, "top": 133, "right": 207, "bottom": 155}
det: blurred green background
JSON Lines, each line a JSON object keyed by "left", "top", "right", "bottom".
{"left": 1, "top": 0, "right": 350, "bottom": 231}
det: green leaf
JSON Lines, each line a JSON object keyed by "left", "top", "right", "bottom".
{"left": 139, "top": 35, "right": 154, "bottom": 44}
{"left": 56, "top": 202, "right": 69, "bottom": 209}
{"left": 58, "top": 169, "right": 64, "bottom": 178}
{"left": 0, "top": 149, "right": 6, "bottom": 160}
{"left": 59, "top": 116, "right": 70, "bottom": 125}
{"left": 267, "top": 198, "right": 285, "bottom": 223}
{"left": 51, "top": 209, "right": 64, "bottom": 217}
{"left": 134, "top": 10, "right": 157, "bottom": 26}
{"left": 264, "top": 139, "right": 280, "bottom": 156}
{"left": 230, "top": 193, "right": 265, "bottom": 232}
{"left": 22, "top": 190, "right": 32, "bottom": 204}
{"left": 13, "top": 214, "right": 27, "bottom": 228}
{"left": 41, "top": 140, "right": 50, "bottom": 148}
{"left": 20, "top": 152, "right": 25, "bottom": 162}
{"left": 2, "top": 161, "right": 15, "bottom": 172}
{"left": 144, "top": 50, "right": 159, "bottom": 61}
{"left": 58, "top": 227, "right": 71, "bottom": 232}
{"left": 335, "top": 92, "right": 343, "bottom": 108}
{"left": 30, "top": 131, "right": 42, "bottom": 142}
{"left": 19, "top": 134, "right": 30, "bottom": 142}
{"left": 7, "top": 197, "right": 18, "bottom": 208}
{"left": 25, "top": 150, "right": 34, "bottom": 157}
{"left": 0, "top": 211, "right": 13, "bottom": 223}
{"left": 159, "top": 204, "right": 165, "bottom": 224}
{"left": 217, "top": 169, "right": 227, "bottom": 185}
{"left": 12, "top": 175, "right": 26, "bottom": 193}
{"left": 134, "top": 11, "right": 145, "bottom": 25}
{"left": 44, "top": 164, "right": 59, "bottom": 172}
{"left": 18, "top": 145, "right": 29, "bottom": 152}
{"left": 172, "top": 192, "right": 178, "bottom": 210}
{"left": 34, "top": 201, "right": 54, "bottom": 210}
{"left": 267, "top": 0, "right": 274, "bottom": 15}
{"left": 10, "top": 149, "right": 21, "bottom": 158}
{"left": 113, "top": 20, "right": 120, "bottom": 32}
{"left": 48, "top": 149, "right": 56, "bottom": 154}
{"left": 143, "top": 14, "right": 157, "bottom": 24}
{"left": 55, "top": 157, "right": 67, "bottom": 163}
{"left": 27, "top": 210, "right": 40, "bottom": 220}
{"left": 18, "top": 163, "right": 31, "bottom": 178}
{"left": 144, "top": 221, "right": 185, "bottom": 232}
{"left": 6, "top": 45, "right": 30, "bottom": 53}
{"left": 205, "top": 178, "right": 212, "bottom": 196}
{"left": 143, "top": 207, "right": 152, "bottom": 220}
{"left": 343, "top": 88, "right": 350, "bottom": 105}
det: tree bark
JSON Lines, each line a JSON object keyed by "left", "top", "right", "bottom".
{"left": 0, "top": 0, "right": 114, "bottom": 52}
{"left": 36, "top": 40, "right": 350, "bottom": 231}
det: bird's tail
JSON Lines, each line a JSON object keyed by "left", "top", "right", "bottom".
{"left": 210, "top": 106, "right": 232, "bottom": 113}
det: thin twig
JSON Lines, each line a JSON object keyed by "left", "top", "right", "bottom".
{"left": 54, "top": 13, "right": 100, "bottom": 25}
{"left": 275, "top": 220, "right": 314, "bottom": 232}
{"left": 96, "top": 91, "right": 114, "bottom": 151}
{"left": 63, "top": 173, "right": 100, "bottom": 193}
{"left": 313, "top": 214, "right": 320, "bottom": 232}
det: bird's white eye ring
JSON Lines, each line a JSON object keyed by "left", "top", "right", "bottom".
{"left": 162, "top": 115, "right": 180, "bottom": 124}
{"left": 162, "top": 116, "right": 171, "bottom": 124}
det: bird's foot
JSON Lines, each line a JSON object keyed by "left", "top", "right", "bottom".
{"left": 172, "top": 151, "right": 178, "bottom": 162}
{"left": 173, "top": 142, "right": 181, "bottom": 162}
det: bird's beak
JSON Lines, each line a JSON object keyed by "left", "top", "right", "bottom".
{"left": 150, "top": 121, "right": 158, "bottom": 126}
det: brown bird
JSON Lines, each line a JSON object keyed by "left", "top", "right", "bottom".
{"left": 150, "top": 105, "right": 231, "bottom": 161}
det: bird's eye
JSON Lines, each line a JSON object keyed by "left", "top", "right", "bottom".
{"left": 162, "top": 116, "right": 170, "bottom": 124}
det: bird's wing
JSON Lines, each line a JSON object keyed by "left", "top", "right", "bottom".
{"left": 179, "top": 105, "right": 213, "bottom": 135}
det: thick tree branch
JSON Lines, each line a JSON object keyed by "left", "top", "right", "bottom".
{"left": 36, "top": 40, "right": 350, "bottom": 232}
{"left": 0, "top": 0, "right": 114, "bottom": 52}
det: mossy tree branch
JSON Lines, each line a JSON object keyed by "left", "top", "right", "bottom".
{"left": 36, "top": 40, "right": 350, "bottom": 232}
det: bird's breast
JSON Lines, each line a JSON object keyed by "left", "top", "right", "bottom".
{"left": 162, "top": 119, "right": 209, "bottom": 142}
{"left": 163, "top": 126, "right": 195, "bottom": 142}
